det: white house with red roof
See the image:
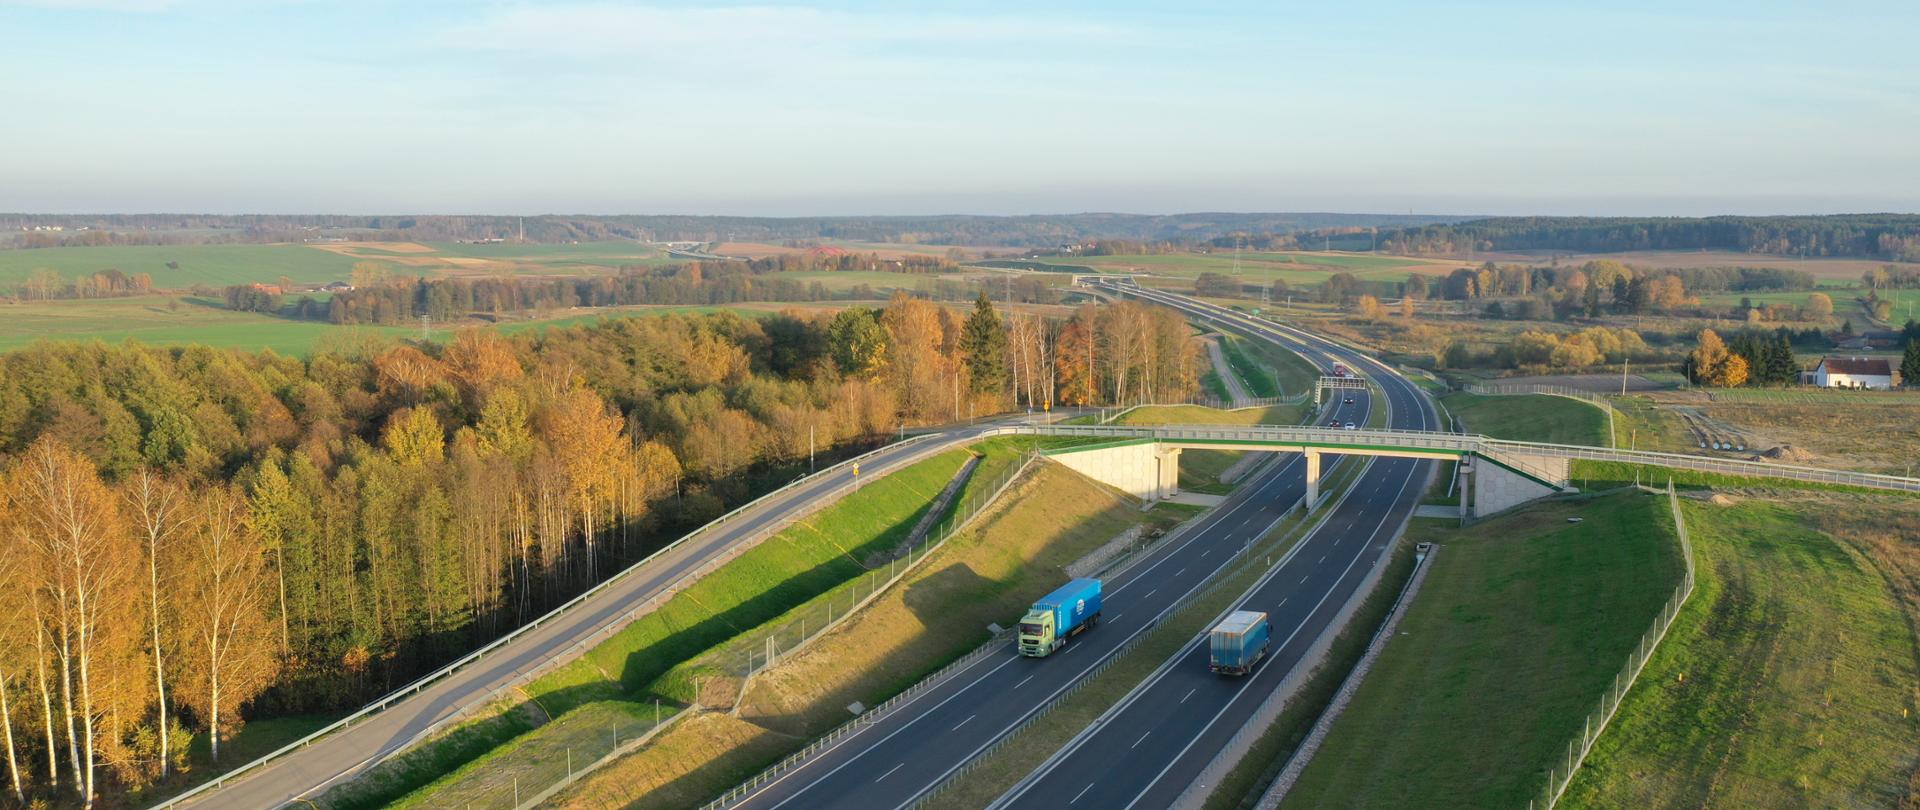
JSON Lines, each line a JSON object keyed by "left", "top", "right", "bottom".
{"left": 1811, "top": 356, "right": 1894, "bottom": 389}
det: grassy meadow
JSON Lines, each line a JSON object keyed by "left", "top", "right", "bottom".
{"left": 1440, "top": 391, "right": 1612, "bottom": 446}
{"left": 1562, "top": 497, "right": 1920, "bottom": 809}
{"left": 1281, "top": 493, "right": 1685, "bottom": 809}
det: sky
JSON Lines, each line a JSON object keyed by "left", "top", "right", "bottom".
{"left": 2, "top": 0, "right": 1917, "bottom": 217}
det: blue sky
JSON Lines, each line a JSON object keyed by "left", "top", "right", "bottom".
{"left": 3, "top": 0, "right": 1917, "bottom": 216}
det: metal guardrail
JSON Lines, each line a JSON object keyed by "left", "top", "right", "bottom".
{"left": 149, "top": 431, "right": 943, "bottom": 809}
{"left": 1537, "top": 482, "right": 1697, "bottom": 809}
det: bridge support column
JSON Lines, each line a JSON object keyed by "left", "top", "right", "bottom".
{"left": 1304, "top": 450, "right": 1322, "bottom": 508}
{"left": 1154, "top": 446, "right": 1182, "bottom": 501}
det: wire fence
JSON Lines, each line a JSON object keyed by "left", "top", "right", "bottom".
{"left": 693, "top": 453, "right": 1040, "bottom": 810}
{"left": 1534, "top": 482, "right": 1696, "bottom": 809}
{"left": 727, "top": 454, "right": 1036, "bottom": 696}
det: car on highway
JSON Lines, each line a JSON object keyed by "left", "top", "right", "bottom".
{"left": 1327, "top": 419, "right": 1342, "bottom": 427}
{"left": 1343, "top": 421, "right": 1357, "bottom": 430}
{"left": 1343, "top": 396, "right": 1355, "bottom": 404}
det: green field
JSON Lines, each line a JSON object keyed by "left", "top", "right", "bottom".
{"left": 0, "top": 295, "right": 420, "bottom": 354}
{"left": 0, "top": 296, "right": 826, "bottom": 355}
{"left": 1562, "top": 499, "right": 1920, "bottom": 809}
{"left": 1282, "top": 493, "right": 1685, "bottom": 808}
{"left": 0, "top": 239, "right": 681, "bottom": 291}
{"left": 0, "top": 243, "right": 360, "bottom": 287}
{"left": 1441, "top": 391, "right": 1611, "bottom": 446}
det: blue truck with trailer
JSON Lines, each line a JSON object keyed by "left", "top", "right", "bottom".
{"left": 1018, "top": 578, "right": 1103, "bottom": 657}
{"left": 1209, "top": 610, "right": 1271, "bottom": 675}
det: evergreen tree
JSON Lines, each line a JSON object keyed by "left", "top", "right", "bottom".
{"left": 1903, "top": 339, "right": 1920, "bottom": 388}
{"left": 1765, "top": 333, "right": 1800, "bottom": 385}
{"left": 962, "top": 292, "right": 1009, "bottom": 395}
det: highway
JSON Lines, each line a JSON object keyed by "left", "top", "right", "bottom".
{"left": 994, "top": 286, "right": 1439, "bottom": 809}
{"left": 723, "top": 336, "right": 1363, "bottom": 810}
{"left": 167, "top": 418, "right": 1030, "bottom": 809}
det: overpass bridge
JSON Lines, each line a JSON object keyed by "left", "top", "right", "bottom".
{"left": 1000, "top": 423, "right": 1920, "bottom": 520}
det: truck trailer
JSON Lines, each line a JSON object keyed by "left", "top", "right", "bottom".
{"left": 1019, "top": 578, "right": 1102, "bottom": 657}
{"left": 1209, "top": 610, "right": 1271, "bottom": 675}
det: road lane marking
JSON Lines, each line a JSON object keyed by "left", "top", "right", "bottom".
{"left": 876, "top": 762, "right": 904, "bottom": 782}
{"left": 1318, "top": 554, "right": 1326, "bottom": 564}
{"left": 1174, "top": 568, "right": 1186, "bottom": 577}
{"left": 1072, "top": 783, "right": 1095, "bottom": 804}
{"left": 1180, "top": 688, "right": 1195, "bottom": 704}
{"left": 953, "top": 714, "right": 975, "bottom": 731}
{"left": 1015, "top": 674, "right": 1034, "bottom": 689}
{"left": 1279, "top": 597, "right": 1288, "bottom": 607}
{"left": 1144, "top": 588, "right": 1157, "bottom": 598}
{"left": 1132, "top": 731, "right": 1152, "bottom": 749}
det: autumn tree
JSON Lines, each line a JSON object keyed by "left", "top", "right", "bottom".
{"left": 172, "top": 486, "right": 278, "bottom": 764}
{"left": 1805, "top": 292, "right": 1834, "bottom": 321}
{"left": 8, "top": 439, "right": 139, "bottom": 805}
{"left": 1352, "top": 295, "right": 1384, "bottom": 321}
{"left": 122, "top": 470, "right": 185, "bottom": 780}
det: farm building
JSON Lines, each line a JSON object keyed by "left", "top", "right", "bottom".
{"left": 1810, "top": 356, "right": 1893, "bottom": 389}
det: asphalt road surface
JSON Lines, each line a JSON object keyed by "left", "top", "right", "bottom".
{"left": 994, "top": 291, "right": 1438, "bottom": 809}
{"left": 728, "top": 394, "right": 1365, "bottom": 810}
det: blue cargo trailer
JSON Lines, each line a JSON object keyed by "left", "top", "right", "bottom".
{"left": 1019, "top": 578, "right": 1103, "bottom": 657}
{"left": 1209, "top": 610, "right": 1271, "bottom": 675}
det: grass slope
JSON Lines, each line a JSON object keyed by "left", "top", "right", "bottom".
{"left": 1281, "top": 493, "right": 1684, "bottom": 809}
{"left": 1562, "top": 497, "right": 1920, "bottom": 809}
{"left": 1442, "top": 391, "right": 1610, "bottom": 446}
{"left": 547, "top": 459, "right": 1177, "bottom": 809}
{"left": 326, "top": 447, "right": 975, "bottom": 809}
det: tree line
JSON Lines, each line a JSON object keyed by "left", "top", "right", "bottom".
{"left": 1376, "top": 214, "right": 1920, "bottom": 259}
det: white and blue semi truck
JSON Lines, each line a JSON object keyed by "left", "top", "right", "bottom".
{"left": 1018, "top": 578, "right": 1102, "bottom": 657}
{"left": 1209, "top": 610, "right": 1271, "bottom": 675}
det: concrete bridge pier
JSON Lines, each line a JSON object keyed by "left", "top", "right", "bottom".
{"left": 1304, "top": 450, "right": 1322, "bottom": 507}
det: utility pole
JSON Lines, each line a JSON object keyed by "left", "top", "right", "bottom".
{"left": 1622, "top": 357, "right": 1630, "bottom": 396}
{"left": 419, "top": 314, "right": 430, "bottom": 342}
{"left": 809, "top": 424, "right": 816, "bottom": 474}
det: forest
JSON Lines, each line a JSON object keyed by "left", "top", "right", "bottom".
{"left": 1376, "top": 214, "right": 1920, "bottom": 259}
{"left": 0, "top": 293, "right": 1196, "bottom": 806}
{"left": 247, "top": 258, "right": 1061, "bottom": 327}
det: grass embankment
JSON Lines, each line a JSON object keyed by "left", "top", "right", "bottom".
{"left": 1114, "top": 403, "right": 1304, "bottom": 427}
{"left": 547, "top": 460, "right": 1190, "bottom": 809}
{"left": 1441, "top": 391, "right": 1610, "bottom": 446}
{"left": 326, "top": 447, "right": 980, "bottom": 809}
{"left": 1181, "top": 450, "right": 1249, "bottom": 494}
{"left": 1562, "top": 496, "right": 1920, "bottom": 809}
{"left": 1566, "top": 460, "right": 1905, "bottom": 496}
{"left": 1219, "top": 334, "right": 1282, "bottom": 397}
{"left": 1278, "top": 493, "right": 1685, "bottom": 809}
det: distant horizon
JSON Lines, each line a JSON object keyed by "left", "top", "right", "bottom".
{"left": 6, "top": 208, "right": 1920, "bottom": 221}
{"left": 5, "top": 2, "right": 1916, "bottom": 215}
